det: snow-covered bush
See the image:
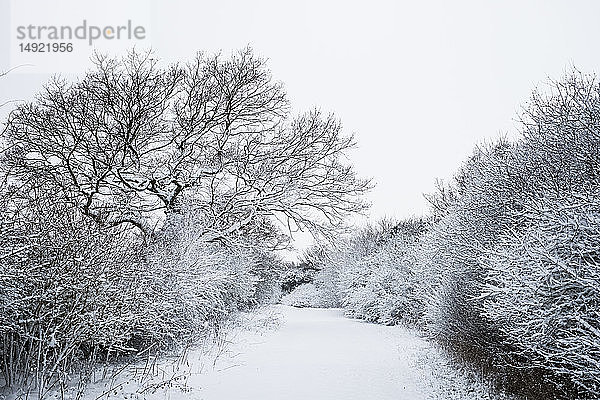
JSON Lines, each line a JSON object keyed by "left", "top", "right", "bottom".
{"left": 281, "top": 283, "right": 337, "bottom": 308}
{"left": 280, "top": 263, "right": 319, "bottom": 294}
{"left": 281, "top": 283, "right": 327, "bottom": 308}
{"left": 251, "top": 252, "right": 286, "bottom": 305}
{"left": 0, "top": 186, "right": 144, "bottom": 394}
{"left": 139, "top": 212, "right": 285, "bottom": 347}
{"left": 0, "top": 184, "right": 285, "bottom": 395}
{"left": 139, "top": 242, "right": 259, "bottom": 348}
{"left": 420, "top": 143, "right": 515, "bottom": 356}
{"left": 483, "top": 193, "right": 600, "bottom": 398}
{"left": 323, "top": 219, "right": 427, "bottom": 326}
{"left": 421, "top": 71, "right": 600, "bottom": 397}
{"left": 337, "top": 247, "right": 409, "bottom": 325}
{"left": 311, "top": 265, "right": 341, "bottom": 308}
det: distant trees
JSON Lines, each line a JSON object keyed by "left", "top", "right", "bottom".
{"left": 2, "top": 49, "right": 370, "bottom": 244}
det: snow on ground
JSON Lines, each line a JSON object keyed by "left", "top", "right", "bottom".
{"left": 193, "top": 306, "right": 424, "bottom": 400}
{"left": 66, "top": 305, "right": 511, "bottom": 400}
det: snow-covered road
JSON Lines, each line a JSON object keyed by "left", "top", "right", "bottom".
{"left": 77, "top": 305, "right": 498, "bottom": 400}
{"left": 191, "top": 305, "right": 428, "bottom": 400}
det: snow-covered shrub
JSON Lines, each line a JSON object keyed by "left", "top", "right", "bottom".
{"left": 416, "top": 139, "right": 523, "bottom": 364}
{"left": 325, "top": 219, "right": 427, "bottom": 326}
{"left": 419, "top": 209, "right": 505, "bottom": 359}
{"left": 281, "top": 283, "right": 329, "bottom": 308}
{"left": 0, "top": 187, "right": 144, "bottom": 394}
{"left": 311, "top": 266, "right": 341, "bottom": 308}
{"left": 0, "top": 183, "right": 285, "bottom": 395}
{"left": 251, "top": 252, "right": 286, "bottom": 305}
{"left": 139, "top": 241, "right": 260, "bottom": 348}
{"left": 139, "top": 212, "right": 284, "bottom": 348}
{"left": 483, "top": 193, "right": 600, "bottom": 398}
{"left": 338, "top": 246, "right": 406, "bottom": 325}
{"left": 280, "top": 246, "right": 340, "bottom": 307}
{"left": 423, "top": 71, "right": 600, "bottom": 397}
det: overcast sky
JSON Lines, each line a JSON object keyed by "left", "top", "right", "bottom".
{"left": 2, "top": 0, "right": 600, "bottom": 236}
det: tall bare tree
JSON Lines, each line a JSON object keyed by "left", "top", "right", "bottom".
{"left": 2, "top": 49, "right": 371, "bottom": 244}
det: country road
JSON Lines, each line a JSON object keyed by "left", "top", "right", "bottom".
{"left": 76, "top": 305, "right": 502, "bottom": 400}
{"left": 192, "top": 306, "right": 427, "bottom": 400}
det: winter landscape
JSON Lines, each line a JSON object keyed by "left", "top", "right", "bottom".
{"left": 1, "top": 47, "right": 600, "bottom": 400}
{"left": 2, "top": 2, "right": 600, "bottom": 400}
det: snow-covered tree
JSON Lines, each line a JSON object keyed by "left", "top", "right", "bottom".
{"left": 2, "top": 49, "right": 370, "bottom": 244}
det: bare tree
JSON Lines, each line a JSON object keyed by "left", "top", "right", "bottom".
{"left": 2, "top": 49, "right": 371, "bottom": 243}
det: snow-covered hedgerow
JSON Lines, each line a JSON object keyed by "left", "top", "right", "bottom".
{"left": 411, "top": 72, "right": 600, "bottom": 398}
{"left": 419, "top": 141, "right": 517, "bottom": 362}
{"left": 316, "top": 71, "right": 600, "bottom": 399}
{"left": 0, "top": 187, "right": 145, "bottom": 395}
{"left": 0, "top": 186, "right": 285, "bottom": 396}
{"left": 337, "top": 246, "right": 416, "bottom": 325}
{"left": 139, "top": 214, "right": 274, "bottom": 348}
{"left": 479, "top": 72, "right": 600, "bottom": 398}
{"left": 280, "top": 263, "right": 320, "bottom": 294}
{"left": 483, "top": 193, "right": 600, "bottom": 397}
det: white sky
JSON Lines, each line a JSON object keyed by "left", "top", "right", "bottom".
{"left": 2, "top": 0, "right": 600, "bottom": 242}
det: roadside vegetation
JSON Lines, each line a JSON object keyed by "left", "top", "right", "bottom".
{"left": 292, "top": 71, "right": 600, "bottom": 400}
{"left": 0, "top": 49, "right": 369, "bottom": 398}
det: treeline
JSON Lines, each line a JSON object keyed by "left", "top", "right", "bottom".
{"left": 302, "top": 72, "right": 600, "bottom": 399}
{"left": 0, "top": 49, "right": 368, "bottom": 397}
